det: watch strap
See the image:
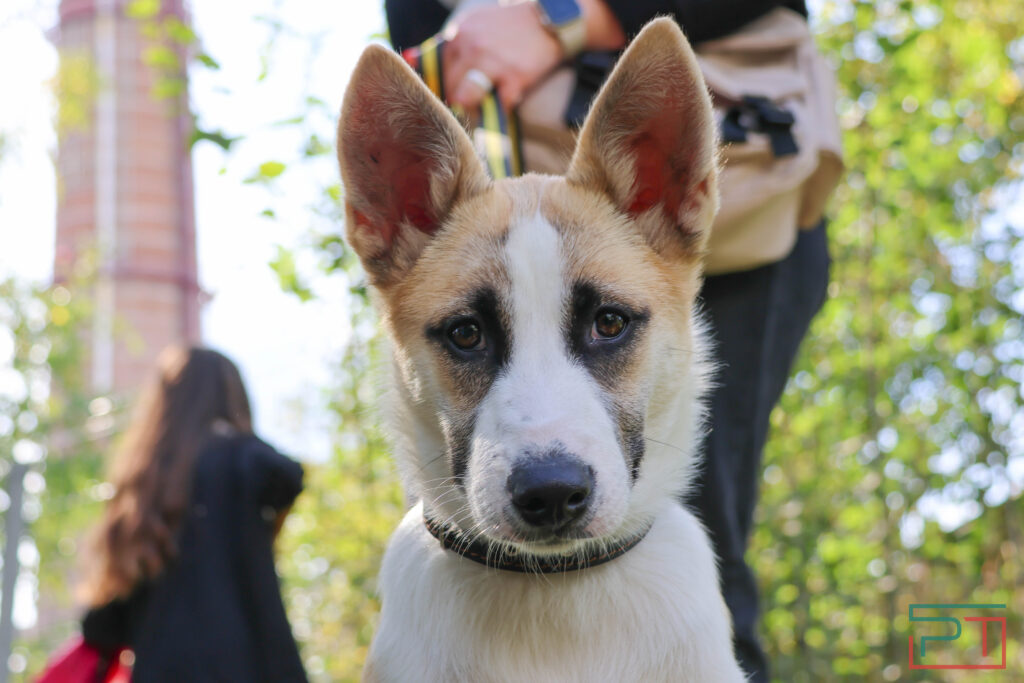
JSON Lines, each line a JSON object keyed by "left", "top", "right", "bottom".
{"left": 534, "top": 0, "right": 586, "bottom": 59}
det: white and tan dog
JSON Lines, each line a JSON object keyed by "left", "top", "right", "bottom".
{"left": 337, "top": 18, "right": 746, "bottom": 683}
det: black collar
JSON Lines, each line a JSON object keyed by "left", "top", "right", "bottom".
{"left": 423, "top": 515, "right": 650, "bottom": 574}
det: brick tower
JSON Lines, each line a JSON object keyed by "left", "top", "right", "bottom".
{"left": 54, "top": 0, "right": 200, "bottom": 395}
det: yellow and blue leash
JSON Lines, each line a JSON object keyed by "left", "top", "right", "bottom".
{"left": 403, "top": 37, "right": 523, "bottom": 179}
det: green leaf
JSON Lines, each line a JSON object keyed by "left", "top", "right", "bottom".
{"left": 196, "top": 53, "right": 221, "bottom": 70}
{"left": 143, "top": 45, "right": 179, "bottom": 71}
{"left": 163, "top": 17, "right": 196, "bottom": 45}
{"left": 303, "top": 134, "right": 331, "bottom": 157}
{"left": 152, "top": 77, "right": 185, "bottom": 100}
{"left": 125, "top": 0, "right": 159, "bottom": 19}
{"left": 189, "top": 127, "right": 241, "bottom": 151}
{"left": 244, "top": 161, "right": 287, "bottom": 184}
{"left": 268, "top": 246, "right": 314, "bottom": 302}
{"left": 273, "top": 115, "right": 305, "bottom": 127}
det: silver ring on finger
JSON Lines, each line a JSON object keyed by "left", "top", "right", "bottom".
{"left": 464, "top": 68, "right": 494, "bottom": 93}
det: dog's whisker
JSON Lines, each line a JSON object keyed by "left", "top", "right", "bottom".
{"left": 422, "top": 487, "right": 462, "bottom": 507}
{"left": 664, "top": 345, "right": 694, "bottom": 355}
{"left": 643, "top": 435, "right": 689, "bottom": 455}
{"left": 418, "top": 479, "right": 453, "bottom": 492}
{"left": 414, "top": 451, "right": 450, "bottom": 475}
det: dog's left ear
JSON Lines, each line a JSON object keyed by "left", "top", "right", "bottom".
{"left": 568, "top": 18, "right": 719, "bottom": 260}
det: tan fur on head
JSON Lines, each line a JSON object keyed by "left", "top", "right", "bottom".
{"left": 334, "top": 19, "right": 721, "bottom": 517}
{"left": 337, "top": 44, "right": 490, "bottom": 287}
{"left": 568, "top": 18, "right": 719, "bottom": 261}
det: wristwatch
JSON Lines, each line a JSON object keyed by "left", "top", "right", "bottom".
{"left": 532, "top": 0, "right": 586, "bottom": 59}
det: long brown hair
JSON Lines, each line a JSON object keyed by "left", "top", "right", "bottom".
{"left": 82, "top": 346, "right": 253, "bottom": 606}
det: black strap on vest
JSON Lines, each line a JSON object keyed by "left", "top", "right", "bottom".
{"left": 423, "top": 515, "right": 650, "bottom": 574}
{"left": 722, "top": 95, "right": 799, "bottom": 157}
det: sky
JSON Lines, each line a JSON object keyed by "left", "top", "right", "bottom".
{"left": 0, "top": 0, "right": 387, "bottom": 464}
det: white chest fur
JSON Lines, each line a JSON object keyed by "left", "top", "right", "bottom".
{"left": 365, "top": 502, "right": 747, "bottom": 682}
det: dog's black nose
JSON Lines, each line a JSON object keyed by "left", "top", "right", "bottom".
{"left": 508, "top": 457, "right": 594, "bottom": 529}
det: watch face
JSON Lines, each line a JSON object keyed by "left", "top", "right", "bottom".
{"left": 540, "top": 0, "right": 582, "bottom": 25}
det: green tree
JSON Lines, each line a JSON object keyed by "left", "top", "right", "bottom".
{"left": 0, "top": 273, "right": 114, "bottom": 678}
{"left": 752, "top": 0, "right": 1024, "bottom": 680}
{"left": 275, "top": 298, "right": 403, "bottom": 680}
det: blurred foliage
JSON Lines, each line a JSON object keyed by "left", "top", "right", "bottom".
{"left": 263, "top": 115, "right": 402, "bottom": 677}
{"left": 268, "top": 245, "right": 315, "bottom": 303}
{"left": 51, "top": 53, "right": 100, "bottom": 136}
{"left": 750, "top": 0, "right": 1024, "bottom": 680}
{"left": 275, "top": 292, "right": 404, "bottom": 681}
{"left": 246, "top": 159, "right": 289, "bottom": 184}
{"left": 126, "top": 0, "right": 205, "bottom": 103}
{"left": 0, "top": 272, "right": 115, "bottom": 678}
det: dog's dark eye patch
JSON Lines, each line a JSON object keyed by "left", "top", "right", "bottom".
{"left": 565, "top": 281, "right": 649, "bottom": 379}
{"left": 425, "top": 288, "right": 511, "bottom": 486}
{"left": 566, "top": 282, "right": 649, "bottom": 481}
{"left": 426, "top": 288, "right": 511, "bottom": 368}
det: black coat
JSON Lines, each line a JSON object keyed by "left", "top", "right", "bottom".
{"left": 385, "top": 0, "right": 807, "bottom": 51}
{"left": 82, "top": 433, "right": 307, "bottom": 682}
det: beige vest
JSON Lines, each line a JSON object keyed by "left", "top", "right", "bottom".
{"left": 448, "top": 6, "right": 845, "bottom": 274}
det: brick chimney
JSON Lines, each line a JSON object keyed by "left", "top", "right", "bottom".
{"left": 54, "top": 0, "right": 200, "bottom": 396}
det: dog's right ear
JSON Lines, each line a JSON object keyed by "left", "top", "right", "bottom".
{"left": 337, "top": 45, "right": 489, "bottom": 286}
{"left": 567, "top": 19, "right": 719, "bottom": 261}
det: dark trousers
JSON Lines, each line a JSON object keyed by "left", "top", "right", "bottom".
{"left": 686, "top": 221, "right": 830, "bottom": 682}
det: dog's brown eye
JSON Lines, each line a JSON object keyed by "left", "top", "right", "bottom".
{"left": 448, "top": 320, "right": 484, "bottom": 351}
{"left": 593, "top": 310, "right": 628, "bottom": 339}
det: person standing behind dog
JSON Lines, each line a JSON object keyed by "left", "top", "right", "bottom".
{"left": 77, "top": 347, "right": 308, "bottom": 682}
{"left": 385, "top": 2, "right": 835, "bottom": 682}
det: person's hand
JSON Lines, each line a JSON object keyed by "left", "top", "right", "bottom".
{"left": 443, "top": 2, "right": 562, "bottom": 110}
{"left": 441, "top": 0, "right": 626, "bottom": 110}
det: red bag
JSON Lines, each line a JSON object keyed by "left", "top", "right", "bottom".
{"left": 36, "top": 636, "right": 132, "bottom": 683}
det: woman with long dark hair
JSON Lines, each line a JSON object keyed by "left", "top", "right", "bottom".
{"left": 79, "top": 346, "right": 307, "bottom": 682}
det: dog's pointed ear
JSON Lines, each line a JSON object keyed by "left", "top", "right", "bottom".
{"left": 337, "top": 45, "right": 489, "bottom": 285}
{"left": 567, "top": 19, "right": 719, "bottom": 260}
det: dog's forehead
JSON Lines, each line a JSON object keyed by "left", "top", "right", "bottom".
{"left": 388, "top": 182, "right": 515, "bottom": 323}
{"left": 538, "top": 180, "right": 672, "bottom": 293}
{"left": 389, "top": 175, "right": 685, "bottom": 329}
